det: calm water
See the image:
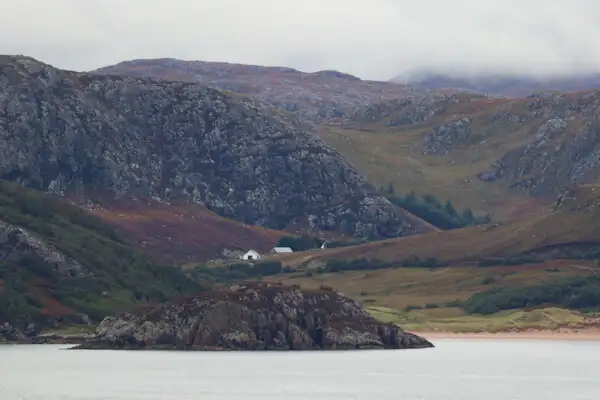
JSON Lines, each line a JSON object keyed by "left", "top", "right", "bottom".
{"left": 1, "top": 340, "right": 599, "bottom": 399}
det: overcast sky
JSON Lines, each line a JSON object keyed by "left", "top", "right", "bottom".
{"left": 1, "top": 0, "right": 599, "bottom": 80}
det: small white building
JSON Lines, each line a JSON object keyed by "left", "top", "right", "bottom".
{"left": 241, "top": 249, "right": 261, "bottom": 261}
{"left": 271, "top": 247, "right": 293, "bottom": 254}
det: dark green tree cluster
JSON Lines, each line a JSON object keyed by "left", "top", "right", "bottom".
{"left": 275, "top": 234, "right": 323, "bottom": 251}
{"left": 321, "top": 256, "right": 447, "bottom": 273}
{"left": 461, "top": 276, "right": 600, "bottom": 315}
{"left": 379, "top": 183, "right": 491, "bottom": 230}
{"left": 191, "top": 260, "right": 291, "bottom": 283}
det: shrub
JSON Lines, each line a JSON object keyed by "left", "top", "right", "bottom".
{"left": 462, "top": 276, "right": 600, "bottom": 314}
{"left": 275, "top": 235, "right": 322, "bottom": 251}
{"left": 192, "top": 260, "right": 289, "bottom": 284}
{"left": 478, "top": 258, "right": 503, "bottom": 267}
{"left": 444, "top": 299, "right": 463, "bottom": 308}
{"left": 324, "top": 258, "right": 391, "bottom": 273}
{"left": 401, "top": 256, "right": 447, "bottom": 268}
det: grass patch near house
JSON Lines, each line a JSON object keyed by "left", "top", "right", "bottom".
{"left": 366, "top": 306, "right": 587, "bottom": 333}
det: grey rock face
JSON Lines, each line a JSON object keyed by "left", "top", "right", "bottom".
{"left": 0, "top": 220, "right": 86, "bottom": 278}
{"left": 0, "top": 322, "right": 27, "bottom": 343}
{"left": 74, "top": 282, "right": 433, "bottom": 351}
{"left": 347, "top": 95, "right": 451, "bottom": 126}
{"left": 478, "top": 94, "right": 600, "bottom": 196}
{"left": 0, "top": 55, "right": 422, "bottom": 239}
{"left": 423, "top": 118, "right": 472, "bottom": 155}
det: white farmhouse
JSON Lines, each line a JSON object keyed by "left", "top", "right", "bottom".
{"left": 241, "top": 249, "right": 261, "bottom": 261}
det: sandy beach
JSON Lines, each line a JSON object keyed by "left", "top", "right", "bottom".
{"left": 413, "top": 328, "right": 600, "bottom": 341}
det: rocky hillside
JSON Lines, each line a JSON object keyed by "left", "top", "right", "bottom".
{"left": 0, "top": 180, "right": 201, "bottom": 342}
{"left": 0, "top": 55, "right": 434, "bottom": 244}
{"left": 392, "top": 72, "right": 600, "bottom": 97}
{"left": 92, "top": 58, "right": 427, "bottom": 123}
{"left": 74, "top": 282, "right": 433, "bottom": 350}
{"left": 315, "top": 90, "right": 600, "bottom": 219}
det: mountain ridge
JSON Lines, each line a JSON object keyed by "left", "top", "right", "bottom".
{"left": 92, "top": 58, "right": 431, "bottom": 123}
{"left": 391, "top": 72, "right": 600, "bottom": 97}
{"left": 0, "top": 55, "right": 434, "bottom": 256}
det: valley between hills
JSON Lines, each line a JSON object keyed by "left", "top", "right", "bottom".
{"left": 3, "top": 55, "right": 600, "bottom": 344}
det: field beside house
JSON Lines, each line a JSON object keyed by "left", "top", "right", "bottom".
{"left": 266, "top": 261, "right": 599, "bottom": 332}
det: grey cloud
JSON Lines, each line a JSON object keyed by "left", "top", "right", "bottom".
{"left": 0, "top": 0, "right": 599, "bottom": 80}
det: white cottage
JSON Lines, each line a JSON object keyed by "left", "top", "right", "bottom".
{"left": 241, "top": 249, "right": 261, "bottom": 261}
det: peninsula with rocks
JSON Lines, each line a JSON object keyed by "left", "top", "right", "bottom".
{"left": 73, "top": 283, "right": 433, "bottom": 351}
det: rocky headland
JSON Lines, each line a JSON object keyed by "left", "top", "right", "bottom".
{"left": 72, "top": 283, "right": 433, "bottom": 351}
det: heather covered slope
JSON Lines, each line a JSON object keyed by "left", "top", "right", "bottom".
{"left": 276, "top": 184, "right": 600, "bottom": 267}
{"left": 92, "top": 58, "right": 429, "bottom": 123}
{"left": 316, "top": 90, "right": 600, "bottom": 219}
{"left": 0, "top": 180, "right": 200, "bottom": 341}
{"left": 88, "top": 198, "right": 284, "bottom": 264}
{"left": 0, "top": 55, "right": 434, "bottom": 245}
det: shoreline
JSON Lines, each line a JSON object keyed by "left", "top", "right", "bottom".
{"left": 413, "top": 328, "right": 600, "bottom": 341}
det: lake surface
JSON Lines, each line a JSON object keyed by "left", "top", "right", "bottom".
{"left": 1, "top": 340, "right": 599, "bottom": 399}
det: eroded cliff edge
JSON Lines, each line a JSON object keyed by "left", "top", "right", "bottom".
{"left": 73, "top": 283, "right": 433, "bottom": 351}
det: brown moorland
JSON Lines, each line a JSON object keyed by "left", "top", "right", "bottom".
{"left": 273, "top": 184, "right": 600, "bottom": 268}
{"left": 89, "top": 199, "right": 284, "bottom": 264}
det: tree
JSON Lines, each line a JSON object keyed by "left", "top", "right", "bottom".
{"left": 386, "top": 182, "right": 395, "bottom": 196}
{"left": 443, "top": 200, "right": 458, "bottom": 217}
{"left": 423, "top": 194, "right": 440, "bottom": 208}
{"left": 404, "top": 191, "right": 417, "bottom": 205}
{"left": 462, "top": 208, "right": 474, "bottom": 221}
{"left": 275, "top": 234, "right": 320, "bottom": 251}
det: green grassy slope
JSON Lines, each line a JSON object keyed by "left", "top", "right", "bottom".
{"left": 0, "top": 181, "right": 201, "bottom": 331}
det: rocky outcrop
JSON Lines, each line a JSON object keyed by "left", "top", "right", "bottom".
{"left": 423, "top": 118, "right": 472, "bottom": 155}
{"left": 73, "top": 283, "right": 433, "bottom": 351}
{"left": 0, "top": 322, "right": 28, "bottom": 343}
{"left": 0, "top": 220, "right": 86, "bottom": 278}
{"left": 0, "top": 55, "right": 426, "bottom": 239}
{"left": 347, "top": 95, "right": 450, "bottom": 126}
